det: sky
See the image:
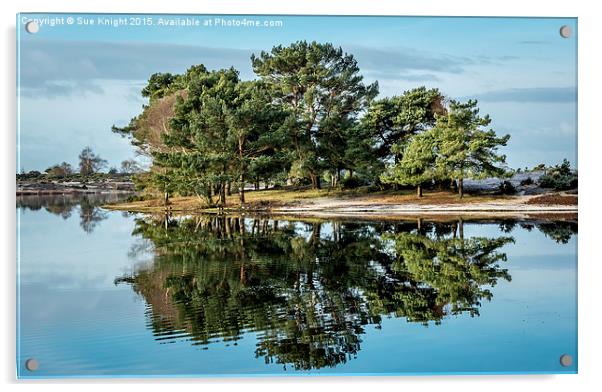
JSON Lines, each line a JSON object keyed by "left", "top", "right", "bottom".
{"left": 16, "top": 14, "right": 577, "bottom": 172}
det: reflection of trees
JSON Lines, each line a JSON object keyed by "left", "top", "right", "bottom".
{"left": 496, "top": 219, "right": 577, "bottom": 244}
{"left": 17, "top": 193, "right": 129, "bottom": 234}
{"left": 78, "top": 197, "right": 109, "bottom": 234}
{"left": 535, "top": 222, "right": 578, "bottom": 244}
{"left": 117, "top": 216, "right": 514, "bottom": 370}
{"left": 384, "top": 229, "right": 513, "bottom": 320}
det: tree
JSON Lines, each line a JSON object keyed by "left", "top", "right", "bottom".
{"left": 380, "top": 131, "right": 437, "bottom": 197}
{"left": 252, "top": 41, "right": 378, "bottom": 189}
{"left": 78, "top": 147, "right": 107, "bottom": 175}
{"left": 155, "top": 67, "right": 241, "bottom": 207}
{"left": 120, "top": 159, "right": 142, "bottom": 174}
{"left": 362, "top": 87, "right": 445, "bottom": 163}
{"left": 226, "top": 80, "right": 288, "bottom": 205}
{"left": 434, "top": 100, "right": 510, "bottom": 198}
{"left": 141, "top": 72, "right": 180, "bottom": 102}
{"left": 45, "top": 162, "right": 73, "bottom": 178}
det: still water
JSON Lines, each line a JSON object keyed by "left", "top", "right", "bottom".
{"left": 16, "top": 194, "right": 577, "bottom": 377}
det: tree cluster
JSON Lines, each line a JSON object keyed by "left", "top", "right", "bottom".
{"left": 114, "top": 41, "right": 511, "bottom": 206}
{"left": 32, "top": 148, "right": 141, "bottom": 179}
{"left": 380, "top": 100, "right": 511, "bottom": 197}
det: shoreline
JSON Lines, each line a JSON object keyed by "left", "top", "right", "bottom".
{"left": 17, "top": 189, "right": 134, "bottom": 196}
{"left": 102, "top": 191, "right": 577, "bottom": 220}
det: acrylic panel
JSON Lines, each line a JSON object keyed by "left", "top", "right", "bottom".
{"left": 16, "top": 13, "right": 578, "bottom": 378}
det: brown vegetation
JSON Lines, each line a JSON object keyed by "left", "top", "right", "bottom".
{"left": 526, "top": 194, "right": 578, "bottom": 206}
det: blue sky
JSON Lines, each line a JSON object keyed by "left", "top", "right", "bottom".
{"left": 17, "top": 14, "right": 577, "bottom": 172}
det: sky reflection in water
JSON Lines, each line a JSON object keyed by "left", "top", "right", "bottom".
{"left": 17, "top": 195, "right": 577, "bottom": 377}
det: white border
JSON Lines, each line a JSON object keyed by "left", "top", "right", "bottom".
{"left": 3, "top": 1, "right": 600, "bottom": 391}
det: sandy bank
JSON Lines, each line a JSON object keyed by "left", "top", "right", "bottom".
{"left": 103, "top": 191, "right": 577, "bottom": 220}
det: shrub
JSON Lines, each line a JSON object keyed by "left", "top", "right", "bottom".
{"left": 532, "top": 163, "right": 547, "bottom": 171}
{"left": 499, "top": 180, "right": 517, "bottom": 195}
{"left": 539, "top": 174, "right": 578, "bottom": 190}
{"left": 520, "top": 177, "right": 534, "bottom": 186}
{"left": 125, "top": 194, "right": 149, "bottom": 203}
{"left": 538, "top": 159, "right": 577, "bottom": 190}
{"left": 341, "top": 176, "right": 367, "bottom": 189}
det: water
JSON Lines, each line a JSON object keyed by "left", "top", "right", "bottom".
{"left": 16, "top": 195, "right": 578, "bottom": 378}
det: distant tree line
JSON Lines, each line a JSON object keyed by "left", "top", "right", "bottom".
{"left": 113, "top": 41, "right": 513, "bottom": 207}
{"left": 18, "top": 147, "right": 142, "bottom": 179}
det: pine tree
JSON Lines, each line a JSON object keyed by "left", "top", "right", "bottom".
{"left": 380, "top": 131, "right": 438, "bottom": 197}
{"left": 252, "top": 41, "right": 378, "bottom": 189}
{"left": 434, "top": 100, "right": 510, "bottom": 198}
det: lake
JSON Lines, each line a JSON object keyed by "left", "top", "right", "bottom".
{"left": 16, "top": 194, "right": 578, "bottom": 378}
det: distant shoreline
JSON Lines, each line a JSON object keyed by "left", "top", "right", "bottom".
{"left": 17, "top": 189, "right": 134, "bottom": 196}
{"left": 16, "top": 175, "right": 135, "bottom": 196}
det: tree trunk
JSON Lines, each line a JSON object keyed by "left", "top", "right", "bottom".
{"left": 309, "top": 172, "right": 321, "bottom": 189}
{"left": 458, "top": 178, "right": 464, "bottom": 199}
{"left": 417, "top": 184, "right": 423, "bottom": 197}
{"left": 264, "top": 180, "right": 269, "bottom": 190}
{"left": 239, "top": 173, "right": 245, "bottom": 206}
{"left": 164, "top": 191, "right": 169, "bottom": 206}
{"left": 239, "top": 137, "right": 246, "bottom": 207}
{"left": 226, "top": 181, "right": 231, "bottom": 196}
{"left": 219, "top": 183, "right": 226, "bottom": 208}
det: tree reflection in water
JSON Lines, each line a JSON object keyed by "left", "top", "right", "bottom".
{"left": 116, "top": 215, "right": 526, "bottom": 370}
{"left": 17, "top": 193, "right": 129, "bottom": 234}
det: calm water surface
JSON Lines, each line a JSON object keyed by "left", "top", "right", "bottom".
{"left": 16, "top": 194, "right": 578, "bottom": 377}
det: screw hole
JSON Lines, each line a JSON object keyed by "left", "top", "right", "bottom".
{"left": 559, "top": 25, "right": 572, "bottom": 38}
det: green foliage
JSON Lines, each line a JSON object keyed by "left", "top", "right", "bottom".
{"left": 532, "top": 163, "right": 547, "bottom": 171}
{"left": 340, "top": 175, "right": 367, "bottom": 189}
{"left": 433, "top": 100, "right": 510, "bottom": 183}
{"left": 151, "top": 67, "right": 241, "bottom": 205}
{"left": 381, "top": 99, "right": 510, "bottom": 196}
{"left": 115, "top": 42, "right": 523, "bottom": 202}
{"left": 498, "top": 180, "right": 517, "bottom": 195}
{"left": 141, "top": 72, "right": 179, "bottom": 102}
{"left": 252, "top": 41, "right": 378, "bottom": 188}
{"left": 520, "top": 177, "right": 534, "bottom": 186}
{"left": 539, "top": 159, "right": 577, "bottom": 190}
{"left": 227, "top": 80, "right": 290, "bottom": 198}
{"left": 362, "top": 87, "right": 445, "bottom": 162}
{"left": 381, "top": 130, "right": 438, "bottom": 191}
{"left": 16, "top": 170, "right": 42, "bottom": 180}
